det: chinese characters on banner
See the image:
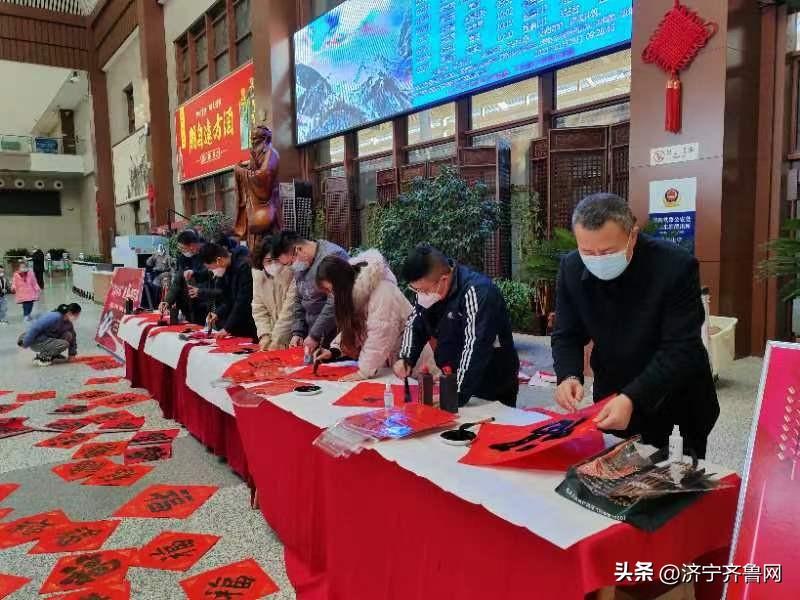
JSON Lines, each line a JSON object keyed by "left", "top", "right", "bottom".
{"left": 175, "top": 62, "right": 255, "bottom": 182}
{"left": 114, "top": 485, "right": 218, "bottom": 519}
{"left": 179, "top": 558, "right": 279, "bottom": 599}
{"left": 94, "top": 268, "right": 145, "bottom": 358}
{"left": 135, "top": 531, "right": 220, "bottom": 571}
{"left": 648, "top": 177, "right": 697, "bottom": 255}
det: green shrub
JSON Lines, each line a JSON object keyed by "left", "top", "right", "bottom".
{"left": 5, "top": 248, "right": 29, "bottom": 258}
{"left": 167, "top": 212, "right": 233, "bottom": 257}
{"left": 495, "top": 279, "right": 534, "bottom": 332}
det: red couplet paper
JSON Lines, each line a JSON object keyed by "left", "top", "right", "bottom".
{"left": 82, "top": 464, "right": 153, "bottom": 487}
{"left": 0, "top": 508, "right": 12, "bottom": 521}
{"left": 0, "top": 418, "right": 33, "bottom": 439}
{"left": 90, "top": 393, "right": 151, "bottom": 409}
{"left": 0, "top": 404, "right": 22, "bottom": 415}
{"left": 43, "top": 418, "right": 92, "bottom": 433}
{"left": 40, "top": 548, "right": 136, "bottom": 594}
{"left": 17, "top": 391, "right": 57, "bottom": 402}
{"left": 0, "top": 573, "right": 30, "bottom": 599}
{"left": 85, "top": 376, "right": 124, "bottom": 385}
{"left": 0, "top": 391, "right": 10, "bottom": 397}
{"left": 71, "top": 356, "right": 125, "bottom": 371}
{"left": 50, "top": 404, "right": 92, "bottom": 415}
{"left": 29, "top": 519, "right": 120, "bottom": 554}
{"left": 52, "top": 458, "right": 115, "bottom": 482}
{"left": 209, "top": 342, "right": 261, "bottom": 354}
{"left": 98, "top": 416, "right": 145, "bottom": 431}
{"left": 247, "top": 379, "right": 305, "bottom": 397}
{"left": 68, "top": 390, "right": 117, "bottom": 402}
{"left": 124, "top": 443, "right": 173, "bottom": 465}
{"left": 135, "top": 531, "right": 220, "bottom": 571}
{"left": 36, "top": 432, "right": 100, "bottom": 450}
{"left": 72, "top": 441, "right": 128, "bottom": 460}
{"left": 342, "top": 404, "right": 457, "bottom": 440}
{"left": 0, "top": 510, "right": 70, "bottom": 550}
{"left": 147, "top": 324, "right": 202, "bottom": 338}
{"left": 0, "top": 484, "right": 19, "bottom": 503}
{"left": 85, "top": 410, "right": 136, "bottom": 425}
{"left": 459, "top": 401, "right": 608, "bottom": 470}
{"left": 180, "top": 558, "right": 279, "bottom": 600}
{"left": 114, "top": 485, "right": 217, "bottom": 519}
{"left": 222, "top": 351, "right": 302, "bottom": 384}
{"left": 45, "top": 581, "right": 131, "bottom": 600}
{"left": 333, "top": 382, "right": 388, "bottom": 407}
{"left": 293, "top": 364, "right": 359, "bottom": 381}
{"left": 128, "top": 429, "right": 180, "bottom": 447}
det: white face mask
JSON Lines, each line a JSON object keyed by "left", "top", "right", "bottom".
{"left": 291, "top": 261, "right": 309, "bottom": 273}
{"left": 580, "top": 235, "right": 633, "bottom": 281}
{"left": 265, "top": 263, "right": 283, "bottom": 277}
{"left": 181, "top": 251, "right": 194, "bottom": 258}
{"left": 211, "top": 267, "right": 226, "bottom": 278}
{"left": 416, "top": 292, "right": 441, "bottom": 309}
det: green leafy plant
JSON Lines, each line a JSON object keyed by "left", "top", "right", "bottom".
{"left": 5, "top": 248, "right": 29, "bottom": 258}
{"left": 371, "top": 166, "right": 499, "bottom": 277}
{"left": 312, "top": 203, "right": 326, "bottom": 240}
{"left": 510, "top": 187, "right": 537, "bottom": 276}
{"left": 167, "top": 212, "right": 233, "bottom": 257}
{"left": 48, "top": 248, "right": 66, "bottom": 260}
{"left": 81, "top": 254, "right": 106, "bottom": 263}
{"left": 757, "top": 219, "right": 800, "bottom": 301}
{"left": 495, "top": 279, "right": 535, "bottom": 332}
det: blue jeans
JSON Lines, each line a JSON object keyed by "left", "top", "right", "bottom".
{"left": 0, "top": 295, "right": 7, "bottom": 321}
{"left": 22, "top": 301, "right": 34, "bottom": 317}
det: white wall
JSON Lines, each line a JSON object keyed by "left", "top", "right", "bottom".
{"left": 79, "top": 174, "right": 99, "bottom": 254}
{"left": 0, "top": 60, "right": 71, "bottom": 135}
{"left": 164, "top": 0, "right": 218, "bottom": 215}
{"left": 103, "top": 29, "right": 147, "bottom": 147}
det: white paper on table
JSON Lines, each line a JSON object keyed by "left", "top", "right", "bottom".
{"left": 144, "top": 331, "right": 195, "bottom": 369}
{"left": 117, "top": 316, "right": 152, "bottom": 348}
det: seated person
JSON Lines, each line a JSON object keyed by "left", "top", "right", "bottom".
{"left": 160, "top": 229, "right": 214, "bottom": 325}
{"left": 19, "top": 303, "right": 81, "bottom": 366}
{"left": 145, "top": 244, "right": 174, "bottom": 308}
{"left": 394, "top": 245, "right": 520, "bottom": 407}
{"left": 199, "top": 242, "right": 258, "bottom": 341}
{"left": 314, "top": 250, "right": 412, "bottom": 382}
{"left": 252, "top": 236, "right": 297, "bottom": 350}
{"left": 271, "top": 231, "right": 349, "bottom": 357}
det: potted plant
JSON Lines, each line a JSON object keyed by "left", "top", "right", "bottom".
{"left": 757, "top": 218, "right": 800, "bottom": 340}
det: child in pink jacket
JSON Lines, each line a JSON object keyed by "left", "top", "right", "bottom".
{"left": 12, "top": 261, "right": 41, "bottom": 322}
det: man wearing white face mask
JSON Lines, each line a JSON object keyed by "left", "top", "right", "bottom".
{"left": 198, "top": 242, "right": 257, "bottom": 341}
{"left": 552, "top": 193, "right": 719, "bottom": 458}
{"left": 251, "top": 236, "right": 297, "bottom": 350}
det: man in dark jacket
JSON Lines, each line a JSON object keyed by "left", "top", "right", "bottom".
{"left": 552, "top": 193, "right": 719, "bottom": 457}
{"left": 199, "top": 242, "right": 257, "bottom": 341}
{"left": 272, "top": 231, "right": 349, "bottom": 357}
{"left": 160, "top": 229, "right": 215, "bottom": 325}
{"left": 31, "top": 247, "right": 45, "bottom": 289}
{"left": 394, "top": 245, "right": 520, "bottom": 407}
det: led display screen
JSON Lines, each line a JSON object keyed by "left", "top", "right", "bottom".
{"left": 294, "top": 0, "right": 633, "bottom": 144}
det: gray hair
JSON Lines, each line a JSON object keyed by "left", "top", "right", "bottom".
{"left": 572, "top": 193, "right": 635, "bottom": 232}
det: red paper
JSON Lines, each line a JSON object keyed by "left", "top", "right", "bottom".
{"left": 50, "top": 404, "right": 92, "bottom": 415}
{"left": 222, "top": 351, "right": 303, "bottom": 384}
{"left": 341, "top": 404, "right": 456, "bottom": 440}
{"left": 36, "top": 432, "right": 100, "bottom": 450}
{"left": 128, "top": 429, "right": 180, "bottom": 446}
{"left": 51, "top": 458, "right": 115, "bottom": 482}
{"left": 44, "top": 418, "right": 92, "bottom": 433}
{"left": 135, "top": 531, "right": 220, "bottom": 571}
{"left": 0, "top": 573, "right": 30, "bottom": 598}
{"left": 0, "top": 391, "right": 11, "bottom": 397}
{"left": 114, "top": 485, "right": 217, "bottom": 519}
{"left": 82, "top": 464, "right": 153, "bottom": 487}
{"left": 72, "top": 441, "right": 128, "bottom": 460}
{"left": 247, "top": 380, "right": 306, "bottom": 397}
{"left": 147, "top": 324, "right": 202, "bottom": 338}
{"left": 68, "top": 390, "right": 117, "bottom": 401}
{"left": 0, "top": 417, "right": 33, "bottom": 439}
{"left": 45, "top": 581, "right": 131, "bottom": 600}
{"left": 0, "top": 404, "right": 22, "bottom": 415}
{"left": 333, "top": 382, "right": 388, "bottom": 407}
{"left": 17, "top": 390, "right": 56, "bottom": 402}
{"left": 98, "top": 416, "right": 145, "bottom": 431}
{"left": 209, "top": 342, "right": 261, "bottom": 354}
{"left": 124, "top": 443, "right": 173, "bottom": 464}
{"left": 90, "top": 393, "right": 151, "bottom": 409}
{"left": 180, "top": 558, "right": 279, "bottom": 599}
{"left": 0, "top": 508, "right": 12, "bottom": 521}
{"left": 40, "top": 548, "right": 135, "bottom": 594}
{"left": 0, "top": 484, "right": 19, "bottom": 503}
{"left": 85, "top": 410, "right": 136, "bottom": 425}
{"left": 293, "top": 364, "right": 359, "bottom": 381}
{"left": 87, "top": 359, "right": 124, "bottom": 371}
{"left": 29, "top": 519, "right": 120, "bottom": 554}
{"left": 0, "top": 510, "right": 70, "bottom": 549}
{"left": 85, "top": 376, "right": 124, "bottom": 385}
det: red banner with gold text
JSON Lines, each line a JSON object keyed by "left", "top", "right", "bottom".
{"left": 94, "top": 268, "right": 144, "bottom": 358}
{"left": 175, "top": 62, "right": 255, "bottom": 183}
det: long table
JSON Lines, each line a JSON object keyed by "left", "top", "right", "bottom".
{"left": 118, "top": 315, "right": 740, "bottom": 600}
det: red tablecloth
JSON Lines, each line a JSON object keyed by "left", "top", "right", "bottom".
{"left": 234, "top": 395, "right": 739, "bottom": 600}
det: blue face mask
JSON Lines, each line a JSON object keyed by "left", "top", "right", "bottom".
{"left": 580, "top": 235, "right": 633, "bottom": 281}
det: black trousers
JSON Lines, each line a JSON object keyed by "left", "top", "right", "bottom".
{"left": 464, "top": 346, "right": 520, "bottom": 408}
{"left": 34, "top": 269, "right": 44, "bottom": 289}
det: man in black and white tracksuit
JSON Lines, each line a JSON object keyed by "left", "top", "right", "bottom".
{"left": 393, "top": 245, "right": 520, "bottom": 407}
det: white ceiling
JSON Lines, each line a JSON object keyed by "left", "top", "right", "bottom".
{"left": 2, "top": 0, "right": 99, "bottom": 16}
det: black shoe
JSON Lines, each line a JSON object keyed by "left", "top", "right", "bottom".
{"left": 33, "top": 354, "right": 52, "bottom": 367}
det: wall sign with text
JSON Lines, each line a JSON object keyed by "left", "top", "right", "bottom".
{"left": 175, "top": 62, "right": 256, "bottom": 183}
{"left": 648, "top": 177, "right": 697, "bottom": 255}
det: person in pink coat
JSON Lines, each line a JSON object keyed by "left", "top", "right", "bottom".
{"left": 11, "top": 260, "right": 41, "bottom": 322}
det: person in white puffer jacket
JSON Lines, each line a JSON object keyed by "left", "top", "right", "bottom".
{"left": 313, "top": 249, "right": 412, "bottom": 381}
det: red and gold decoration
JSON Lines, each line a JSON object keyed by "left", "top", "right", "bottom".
{"left": 642, "top": 0, "right": 718, "bottom": 133}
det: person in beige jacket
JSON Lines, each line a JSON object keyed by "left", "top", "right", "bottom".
{"left": 314, "top": 249, "right": 412, "bottom": 381}
{"left": 251, "top": 236, "right": 297, "bottom": 350}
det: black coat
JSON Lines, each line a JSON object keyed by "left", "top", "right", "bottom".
{"left": 32, "top": 250, "right": 45, "bottom": 272}
{"left": 551, "top": 234, "right": 719, "bottom": 457}
{"left": 213, "top": 245, "right": 257, "bottom": 340}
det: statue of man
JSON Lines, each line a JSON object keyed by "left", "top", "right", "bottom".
{"left": 233, "top": 124, "right": 280, "bottom": 247}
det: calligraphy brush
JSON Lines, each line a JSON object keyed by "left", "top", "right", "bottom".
{"left": 404, "top": 374, "right": 413, "bottom": 403}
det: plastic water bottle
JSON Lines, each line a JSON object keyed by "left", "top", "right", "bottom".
{"left": 383, "top": 384, "right": 394, "bottom": 408}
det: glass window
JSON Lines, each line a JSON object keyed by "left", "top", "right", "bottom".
{"left": 407, "top": 103, "right": 455, "bottom": 146}
{"left": 178, "top": 45, "right": 189, "bottom": 79}
{"left": 408, "top": 141, "right": 456, "bottom": 164}
{"left": 472, "top": 78, "right": 539, "bottom": 130}
{"left": 195, "top": 34, "right": 208, "bottom": 68}
{"left": 197, "top": 66, "right": 209, "bottom": 90}
{"left": 215, "top": 53, "right": 230, "bottom": 81}
{"left": 554, "top": 102, "right": 631, "bottom": 128}
{"left": 556, "top": 49, "right": 632, "bottom": 110}
{"left": 236, "top": 35, "right": 252, "bottom": 66}
{"left": 315, "top": 136, "right": 345, "bottom": 165}
{"left": 358, "top": 155, "right": 393, "bottom": 205}
{"left": 214, "top": 17, "right": 228, "bottom": 54}
{"left": 357, "top": 122, "right": 393, "bottom": 157}
{"left": 235, "top": 0, "right": 251, "bottom": 38}
{"left": 472, "top": 123, "right": 540, "bottom": 187}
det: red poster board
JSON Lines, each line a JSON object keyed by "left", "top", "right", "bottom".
{"left": 175, "top": 62, "right": 254, "bottom": 183}
{"left": 727, "top": 342, "right": 800, "bottom": 598}
{"left": 94, "top": 268, "right": 145, "bottom": 358}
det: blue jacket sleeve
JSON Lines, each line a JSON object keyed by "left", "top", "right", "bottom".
{"left": 456, "top": 284, "right": 501, "bottom": 404}
{"left": 22, "top": 312, "right": 59, "bottom": 348}
{"left": 398, "top": 306, "right": 429, "bottom": 367}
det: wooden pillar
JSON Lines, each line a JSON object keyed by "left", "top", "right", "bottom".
{"left": 392, "top": 116, "right": 408, "bottom": 169}
{"left": 343, "top": 132, "right": 359, "bottom": 245}
{"left": 455, "top": 97, "right": 470, "bottom": 151}
{"left": 88, "top": 61, "right": 115, "bottom": 258}
{"left": 538, "top": 71, "right": 555, "bottom": 137}
{"left": 136, "top": 0, "right": 174, "bottom": 228}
